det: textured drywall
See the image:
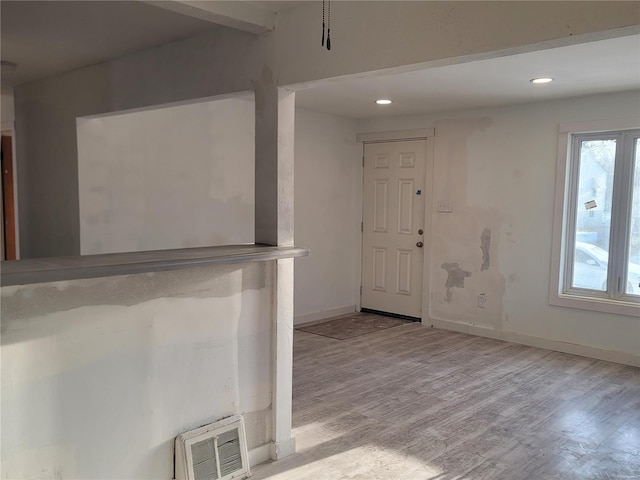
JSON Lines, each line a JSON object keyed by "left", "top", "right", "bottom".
{"left": 358, "top": 90, "right": 640, "bottom": 356}
{"left": 1, "top": 262, "right": 273, "bottom": 479}
{"left": 77, "top": 97, "right": 255, "bottom": 254}
{"left": 294, "top": 108, "right": 361, "bottom": 323}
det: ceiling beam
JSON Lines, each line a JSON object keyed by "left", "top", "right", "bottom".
{"left": 143, "top": 1, "right": 276, "bottom": 34}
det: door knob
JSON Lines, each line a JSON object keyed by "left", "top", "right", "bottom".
{"left": 416, "top": 241, "right": 424, "bottom": 248}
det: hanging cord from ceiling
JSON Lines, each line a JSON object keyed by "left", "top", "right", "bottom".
{"left": 321, "top": 0, "right": 331, "bottom": 51}
{"left": 321, "top": 0, "right": 325, "bottom": 47}
{"left": 326, "top": 0, "right": 331, "bottom": 50}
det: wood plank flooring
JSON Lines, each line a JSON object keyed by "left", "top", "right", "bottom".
{"left": 251, "top": 317, "right": 640, "bottom": 480}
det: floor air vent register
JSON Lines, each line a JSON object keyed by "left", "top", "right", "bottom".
{"left": 175, "top": 415, "right": 250, "bottom": 480}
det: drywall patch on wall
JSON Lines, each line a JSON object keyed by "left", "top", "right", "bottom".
{"left": 441, "top": 262, "right": 472, "bottom": 303}
{"left": 1, "top": 262, "right": 274, "bottom": 479}
{"left": 480, "top": 228, "right": 491, "bottom": 271}
{"left": 431, "top": 208, "right": 506, "bottom": 328}
{"left": 428, "top": 116, "right": 506, "bottom": 328}
{"left": 0, "top": 263, "right": 267, "bottom": 325}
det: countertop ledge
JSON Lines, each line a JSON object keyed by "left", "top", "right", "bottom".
{"left": 1, "top": 244, "right": 310, "bottom": 287}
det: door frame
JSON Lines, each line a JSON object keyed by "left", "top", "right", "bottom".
{"left": 1, "top": 121, "right": 19, "bottom": 260}
{"left": 356, "top": 128, "right": 435, "bottom": 324}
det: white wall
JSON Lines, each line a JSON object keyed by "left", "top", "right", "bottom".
{"left": 76, "top": 104, "right": 362, "bottom": 325}
{"left": 294, "top": 108, "right": 361, "bottom": 324}
{"left": 77, "top": 97, "right": 254, "bottom": 255}
{"left": 15, "top": 2, "right": 639, "bottom": 258}
{"left": 358, "top": 90, "right": 640, "bottom": 361}
{"left": 1, "top": 262, "right": 273, "bottom": 479}
{"left": 15, "top": 27, "right": 262, "bottom": 258}
{"left": 1, "top": 92, "right": 14, "bottom": 125}
{"left": 75, "top": 103, "right": 360, "bottom": 324}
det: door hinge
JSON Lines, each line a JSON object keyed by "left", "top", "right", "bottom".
{"left": 362, "top": 156, "right": 365, "bottom": 167}
{"left": 361, "top": 222, "right": 363, "bottom": 232}
{"left": 360, "top": 285, "right": 362, "bottom": 295}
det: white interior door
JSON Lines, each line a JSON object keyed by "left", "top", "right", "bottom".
{"left": 361, "top": 140, "right": 427, "bottom": 318}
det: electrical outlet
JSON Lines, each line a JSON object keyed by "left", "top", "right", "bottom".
{"left": 437, "top": 200, "right": 453, "bottom": 213}
{"left": 477, "top": 294, "right": 487, "bottom": 308}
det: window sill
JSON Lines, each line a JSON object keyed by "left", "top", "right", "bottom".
{"left": 550, "top": 292, "right": 640, "bottom": 317}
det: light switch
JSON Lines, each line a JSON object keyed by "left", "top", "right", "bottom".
{"left": 437, "top": 200, "right": 453, "bottom": 213}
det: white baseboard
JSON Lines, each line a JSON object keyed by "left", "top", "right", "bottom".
{"left": 269, "top": 438, "right": 296, "bottom": 460}
{"left": 294, "top": 305, "right": 356, "bottom": 326}
{"left": 248, "top": 444, "right": 271, "bottom": 468}
{"left": 426, "top": 317, "right": 640, "bottom": 368}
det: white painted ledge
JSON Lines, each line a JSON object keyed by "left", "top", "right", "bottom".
{"left": 1, "top": 244, "right": 309, "bottom": 286}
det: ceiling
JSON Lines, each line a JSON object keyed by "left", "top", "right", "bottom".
{"left": 0, "top": 1, "right": 219, "bottom": 88}
{"left": 0, "top": 0, "right": 309, "bottom": 89}
{"left": 2, "top": 1, "right": 638, "bottom": 118}
{"left": 295, "top": 34, "right": 640, "bottom": 119}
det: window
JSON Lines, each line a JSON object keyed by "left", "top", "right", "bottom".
{"left": 550, "top": 120, "right": 640, "bottom": 316}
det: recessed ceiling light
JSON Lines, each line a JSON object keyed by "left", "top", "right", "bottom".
{"left": 376, "top": 99, "right": 392, "bottom": 105}
{"left": 530, "top": 77, "right": 554, "bottom": 84}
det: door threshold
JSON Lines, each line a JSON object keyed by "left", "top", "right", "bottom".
{"left": 360, "top": 308, "right": 421, "bottom": 323}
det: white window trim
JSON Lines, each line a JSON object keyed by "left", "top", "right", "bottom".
{"left": 549, "top": 117, "right": 640, "bottom": 317}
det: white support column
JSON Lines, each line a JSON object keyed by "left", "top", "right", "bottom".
{"left": 271, "top": 257, "right": 296, "bottom": 459}
{"left": 255, "top": 75, "right": 295, "bottom": 247}
{"left": 255, "top": 71, "right": 297, "bottom": 460}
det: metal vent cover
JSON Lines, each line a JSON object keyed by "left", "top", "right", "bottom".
{"left": 175, "top": 415, "right": 250, "bottom": 480}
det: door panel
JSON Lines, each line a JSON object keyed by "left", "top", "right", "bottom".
{"left": 396, "top": 249, "right": 413, "bottom": 295}
{"left": 373, "top": 248, "right": 387, "bottom": 291}
{"left": 398, "top": 179, "right": 414, "bottom": 234}
{"left": 373, "top": 180, "right": 389, "bottom": 232}
{"left": 362, "top": 140, "right": 426, "bottom": 318}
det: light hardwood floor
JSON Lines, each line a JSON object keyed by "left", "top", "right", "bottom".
{"left": 251, "top": 319, "right": 640, "bottom": 480}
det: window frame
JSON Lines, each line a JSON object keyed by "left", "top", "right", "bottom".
{"left": 549, "top": 118, "right": 640, "bottom": 316}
